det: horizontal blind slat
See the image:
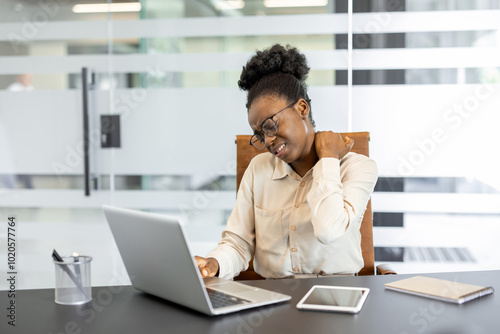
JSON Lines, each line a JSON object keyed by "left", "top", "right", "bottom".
{"left": 2, "top": 48, "right": 500, "bottom": 74}
{"left": 1, "top": 10, "right": 499, "bottom": 42}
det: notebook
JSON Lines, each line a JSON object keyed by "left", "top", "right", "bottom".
{"left": 384, "top": 276, "right": 494, "bottom": 304}
{"left": 102, "top": 205, "right": 291, "bottom": 316}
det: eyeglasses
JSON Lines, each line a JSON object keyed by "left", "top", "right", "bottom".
{"left": 250, "top": 99, "right": 298, "bottom": 151}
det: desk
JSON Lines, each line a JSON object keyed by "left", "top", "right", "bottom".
{"left": 2, "top": 270, "right": 498, "bottom": 333}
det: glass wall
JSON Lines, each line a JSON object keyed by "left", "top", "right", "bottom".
{"left": 1, "top": 0, "right": 499, "bottom": 289}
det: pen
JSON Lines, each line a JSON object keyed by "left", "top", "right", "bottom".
{"left": 72, "top": 252, "right": 83, "bottom": 286}
{"left": 52, "top": 249, "right": 90, "bottom": 300}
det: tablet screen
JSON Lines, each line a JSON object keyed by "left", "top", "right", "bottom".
{"left": 302, "top": 286, "right": 366, "bottom": 307}
{"left": 297, "top": 285, "right": 370, "bottom": 313}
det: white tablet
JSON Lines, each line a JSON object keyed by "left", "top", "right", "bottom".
{"left": 296, "top": 285, "right": 370, "bottom": 313}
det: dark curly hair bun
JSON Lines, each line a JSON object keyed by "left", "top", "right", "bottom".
{"left": 238, "top": 44, "right": 310, "bottom": 92}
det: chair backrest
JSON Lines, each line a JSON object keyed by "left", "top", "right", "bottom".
{"left": 234, "top": 132, "right": 375, "bottom": 279}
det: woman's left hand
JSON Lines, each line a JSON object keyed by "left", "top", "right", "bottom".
{"left": 314, "top": 131, "right": 354, "bottom": 160}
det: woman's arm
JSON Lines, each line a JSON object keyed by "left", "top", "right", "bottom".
{"left": 307, "top": 132, "right": 378, "bottom": 244}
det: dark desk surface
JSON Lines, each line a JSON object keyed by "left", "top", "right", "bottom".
{"left": 2, "top": 270, "right": 499, "bottom": 334}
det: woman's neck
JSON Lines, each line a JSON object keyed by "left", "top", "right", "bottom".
{"left": 290, "top": 131, "right": 319, "bottom": 177}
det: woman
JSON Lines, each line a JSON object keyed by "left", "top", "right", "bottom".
{"left": 196, "top": 44, "right": 378, "bottom": 279}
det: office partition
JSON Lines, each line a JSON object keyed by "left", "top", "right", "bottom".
{"left": 0, "top": 1, "right": 499, "bottom": 276}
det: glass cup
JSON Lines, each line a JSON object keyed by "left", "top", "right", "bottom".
{"left": 53, "top": 255, "right": 92, "bottom": 305}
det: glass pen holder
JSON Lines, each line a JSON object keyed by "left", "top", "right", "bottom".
{"left": 53, "top": 255, "right": 92, "bottom": 305}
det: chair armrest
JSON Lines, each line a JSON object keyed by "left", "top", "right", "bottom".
{"left": 233, "top": 270, "right": 265, "bottom": 281}
{"left": 376, "top": 263, "right": 397, "bottom": 275}
{"left": 233, "top": 258, "right": 266, "bottom": 281}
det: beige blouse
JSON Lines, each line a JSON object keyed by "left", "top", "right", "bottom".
{"left": 207, "top": 152, "right": 378, "bottom": 279}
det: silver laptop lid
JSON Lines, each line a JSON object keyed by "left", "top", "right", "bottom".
{"left": 103, "top": 205, "right": 214, "bottom": 315}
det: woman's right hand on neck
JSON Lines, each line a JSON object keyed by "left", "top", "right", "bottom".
{"left": 314, "top": 131, "right": 354, "bottom": 160}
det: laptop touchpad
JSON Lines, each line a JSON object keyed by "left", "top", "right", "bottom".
{"left": 207, "top": 281, "right": 258, "bottom": 294}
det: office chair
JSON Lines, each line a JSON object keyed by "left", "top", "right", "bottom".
{"left": 233, "top": 132, "right": 396, "bottom": 280}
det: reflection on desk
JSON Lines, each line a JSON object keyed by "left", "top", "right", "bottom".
{"left": 1, "top": 270, "right": 498, "bottom": 334}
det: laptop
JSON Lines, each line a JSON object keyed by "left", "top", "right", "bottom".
{"left": 102, "top": 205, "right": 291, "bottom": 315}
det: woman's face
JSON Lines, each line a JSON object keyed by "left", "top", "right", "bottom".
{"left": 248, "top": 95, "right": 314, "bottom": 165}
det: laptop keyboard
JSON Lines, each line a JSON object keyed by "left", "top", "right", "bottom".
{"left": 206, "top": 288, "right": 251, "bottom": 309}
